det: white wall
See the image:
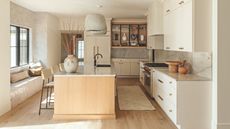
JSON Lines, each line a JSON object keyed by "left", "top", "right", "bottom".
{"left": 47, "top": 14, "right": 61, "bottom": 67}
{"left": 34, "top": 13, "right": 61, "bottom": 67}
{"left": 213, "top": 0, "right": 230, "bottom": 129}
{"left": 11, "top": 3, "right": 61, "bottom": 67}
{"left": 0, "top": 0, "right": 11, "bottom": 116}
{"left": 10, "top": 2, "right": 35, "bottom": 62}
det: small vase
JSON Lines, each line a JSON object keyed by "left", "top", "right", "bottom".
{"left": 64, "top": 55, "right": 78, "bottom": 73}
{"left": 122, "top": 33, "right": 127, "bottom": 41}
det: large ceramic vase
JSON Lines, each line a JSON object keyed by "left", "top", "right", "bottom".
{"left": 64, "top": 55, "right": 78, "bottom": 73}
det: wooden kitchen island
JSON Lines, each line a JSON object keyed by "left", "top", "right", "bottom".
{"left": 53, "top": 66, "right": 116, "bottom": 120}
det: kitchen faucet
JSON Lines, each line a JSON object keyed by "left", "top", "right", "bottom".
{"left": 94, "top": 53, "right": 103, "bottom": 66}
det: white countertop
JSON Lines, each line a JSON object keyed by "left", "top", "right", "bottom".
{"left": 54, "top": 65, "right": 116, "bottom": 77}
{"left": 152, "top": 67, "right": 211, "bottom": 81}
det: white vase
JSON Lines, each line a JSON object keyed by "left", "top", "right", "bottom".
{"left": 64, "top": 55, "right": 78, "bottom": 73}
{"left": 122, "top": 33, "right": 127, "bottom": 41}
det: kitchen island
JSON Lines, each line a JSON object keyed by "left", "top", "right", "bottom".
{"left": 53, "top": 65, "right": 116, "bottom": 120}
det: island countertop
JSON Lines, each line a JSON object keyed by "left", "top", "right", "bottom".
{"left": 54, "top": 65, "right": 116, "bottom": 76}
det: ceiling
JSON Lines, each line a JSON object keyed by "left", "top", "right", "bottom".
{"left": 11, "top": 0, "right": 154, "bottom": 18}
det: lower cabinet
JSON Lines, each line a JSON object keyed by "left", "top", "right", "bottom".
{"left": 153, "top": 70, "right": 211, "bottom": 129}
{"left": 113, "top": 59, "right": 147, "bottom": 76}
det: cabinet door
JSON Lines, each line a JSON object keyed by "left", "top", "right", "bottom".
{"left": 84, "top": 36, "right": 96, "bottom": 65}
{"left": 148, "top": 0, "right": 163, "bottom": 36}
{"left": 180, "top": 1, "right": 192, "bottom": 52}
{"left": 130, "top": 62, "right": 140, "bottom": 75}
{"left": 119, "top": 62, "right": 130, "bottom": 75}
{"left": 164, "top": 13, "right": 170, "bottom": 50}
{"left": 113, "top": 62, "right": 121, "bottom": 75}
{"left": 164, "top": 11, "right": 177, "bottom": 50}
{"left": 164, "top": 0, "right": 179, "bottom": 15}
{"left": 96, "top": 36, "right": 111, "bottom": 64}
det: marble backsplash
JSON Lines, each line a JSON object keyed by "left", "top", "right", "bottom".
{"left": 111, "top": 48, "right": 149, "bottom": 59}
{"left": 154, "top": 50, "right": 212, "bottom": 79}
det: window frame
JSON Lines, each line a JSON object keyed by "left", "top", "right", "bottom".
{"left": 10, "top": 25, "right": 30, "bottom": 68}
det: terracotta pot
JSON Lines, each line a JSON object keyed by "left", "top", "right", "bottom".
{"left": 178, "top": 66, "right": 188, "bottom": 74}
{"left": 64, "top": 55, "right": 78, "bottom": 73}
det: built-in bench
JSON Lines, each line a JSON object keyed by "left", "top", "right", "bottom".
{"left": 10, "top": 62, "right": 43, "bottom": 108}
{"left": 10, "top": 76, "right": 42, "bottom": 108}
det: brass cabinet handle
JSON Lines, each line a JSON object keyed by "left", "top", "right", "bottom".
{"left": 158, "top": 95, "right": 164, "bottom": 101}
{"left": 179, "top": 1, "right": 184, "bottom": 5}
{"left": 166, "top": 46, "right": 170, "bottom": 49}
{"left": 158, "top": 79, "right": 164, "bottom": 84}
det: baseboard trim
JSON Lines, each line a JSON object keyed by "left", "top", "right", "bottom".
{"left": 53, "top": 114, "right": 116, "bottom": 120}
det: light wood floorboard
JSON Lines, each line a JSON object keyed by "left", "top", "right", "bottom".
{"left": 0, "top": 78, "right": 177, "bottom": 129}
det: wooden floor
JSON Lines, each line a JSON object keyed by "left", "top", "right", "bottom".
{"left": 0, "top": 78, "right": 177, "bottom": 129}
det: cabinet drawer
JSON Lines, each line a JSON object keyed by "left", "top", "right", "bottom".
{"left": 165, "top": 103, "right": 177, "bottom": 123}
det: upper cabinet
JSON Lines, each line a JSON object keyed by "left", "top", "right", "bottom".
{"left": 163, "top": 0, "right": 212, "bottom": 52}
{"left": 147, "top": 0, "right": 163, "bottom": 36}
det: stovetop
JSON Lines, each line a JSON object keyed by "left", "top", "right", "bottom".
{"left": 144, "top": 63, "right": 168, "bottom": 67}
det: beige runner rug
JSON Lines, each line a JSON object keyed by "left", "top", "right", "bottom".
{"left": 117, "top": 86, "right": 156, "bottom": 110}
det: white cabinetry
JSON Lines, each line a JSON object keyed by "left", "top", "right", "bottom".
{"left": 113, "top": 59, "right": 147, "bottom": 76}
{"left": 84, "top": 35, "right": 111, "bottom": 65}
{"left": 147, "top": 0, "right": 163, "bottom": 36}
{"left": 84, "top": 19, "right": 111, "bottom": 66}
{"left": 147, "top": 35, "right": 164, "bottom": 50}
{"left": 154, "top": 70, "right": 211, "bottom": 129}
{"left": 163, "top": 0, "right": 212, "bottom": 52}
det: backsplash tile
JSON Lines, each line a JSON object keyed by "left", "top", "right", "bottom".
{"left": 111, "top": 48, "right": 149, "bottom": 59}
{"left": 155, "top": 50, "right": 212, "bottom": 79}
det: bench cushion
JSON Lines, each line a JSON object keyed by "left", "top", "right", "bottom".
{"left": 10, "top": 70, "right": 29, "bottom": 83}
{"left": 10, "top": 76, "right": 43, "bottom": 108}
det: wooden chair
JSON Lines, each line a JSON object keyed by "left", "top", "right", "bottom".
{"left": 51, "top": 65, "right": 60, "bottom": 74}
{"left": 39, "top": 68, "right": 54, "bottom": 115}
{"left": 59, "top": 63, "right": 65, "bottom": 72}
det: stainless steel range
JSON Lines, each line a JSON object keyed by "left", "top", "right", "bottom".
{"left": 142, "top": 63, "right": 168, "bottom": 98}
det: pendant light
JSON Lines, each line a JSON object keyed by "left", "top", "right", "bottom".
{"left": 85, "top": 14, "right": 107, "bottom": 34}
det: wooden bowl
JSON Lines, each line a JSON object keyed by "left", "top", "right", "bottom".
{"left": 165, "top": 61, "right": 182, "bottom": 73}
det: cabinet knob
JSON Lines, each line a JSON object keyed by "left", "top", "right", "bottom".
{"left": 169, "top": 81, "right": 172, "bottom": 84}
{"left": 169, "top": 109, "right": 173, "bottom": 113}
{"left": 166, "top": 9, "right": 170, "bottom": 13}
{"left": 179, "top": 1, "right": 184, "bottom": 5}
{"left": 179, "top": 47, "right": 184, "bottom": 50}
{"left": 169, "top": 93, "right": 173, "bottom": 96}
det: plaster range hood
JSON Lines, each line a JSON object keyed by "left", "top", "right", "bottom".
{"left": 85, "top": 14, "right": 107, "bottom": 34}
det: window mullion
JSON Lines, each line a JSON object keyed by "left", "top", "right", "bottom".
{"left": 27, "top": 29, "right": 29, "bottom": 63}
{"left": 16, "top": 27, "right": 20, "bottom": 66}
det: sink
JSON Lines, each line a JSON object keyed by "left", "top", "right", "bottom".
{"left": 96, "top": 64, "right": 111, "bottom": 67}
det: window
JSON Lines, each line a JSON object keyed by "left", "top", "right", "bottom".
{"left": 77, "top": 40, "right": 84, "bottom": 61}
{"left": 10, "top": 25, "right": 29, "bottom": 67}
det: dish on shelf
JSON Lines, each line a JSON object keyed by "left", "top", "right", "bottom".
{"left": 130, "top": 42, "right": 138, "bottom": 46}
